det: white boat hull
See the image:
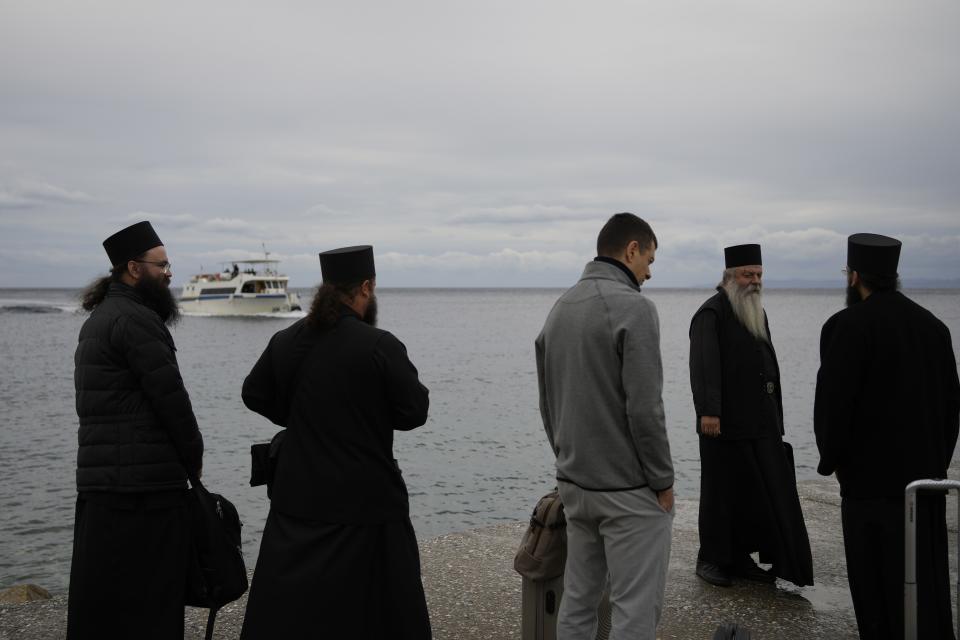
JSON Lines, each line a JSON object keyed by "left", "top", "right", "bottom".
{"left": 180, "top": 293, "right": 301, "bottom": 316}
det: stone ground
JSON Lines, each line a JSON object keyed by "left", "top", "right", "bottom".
{"left": 1, "top": 477, "right": 957, "bottom": 639}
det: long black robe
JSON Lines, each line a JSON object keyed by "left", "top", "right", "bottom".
{"left": 241, "top": 511, "right": 430, "bottom": 639}
{"left": 67, "top": 490, "right": 191, "bottom": 640}
{"left": 815, "top": 290, "right": 960, "bottom": 639}
{"left": 690, "top": 289, "right": 813, "bottom": 586}
{"left": 240, "top": 308, "right": 432, "bottom": 639}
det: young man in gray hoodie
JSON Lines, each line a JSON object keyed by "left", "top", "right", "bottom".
{"left": 536, "top": 213, "right": 674, "bottom": 640}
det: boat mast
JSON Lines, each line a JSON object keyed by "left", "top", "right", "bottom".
{"left": 262, "top": 242, "right": 274, "bottom": 275}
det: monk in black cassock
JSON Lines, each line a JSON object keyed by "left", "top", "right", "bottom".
{"left": 240, "top": 245, "right": 432, "bottom": 639}
{"left": 689, "top": 243, "right": 813, "bottom": 588}
{"left": 69, "top": 221, "right": 203, "bottom": 639}
{"left": 815, "top": 233, "right": 959, "bottom": 640}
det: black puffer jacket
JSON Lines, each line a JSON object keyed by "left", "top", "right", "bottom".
{"left": 74, "top": 282, "right": 203, "bottom": 492}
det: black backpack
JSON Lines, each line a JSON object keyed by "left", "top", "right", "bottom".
{"left": 186, "top": 479, "right": 249, "bottom": 640}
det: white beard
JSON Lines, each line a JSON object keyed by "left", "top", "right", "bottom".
{"left": 723, "top": 280, "right": 769, "bottom": 342}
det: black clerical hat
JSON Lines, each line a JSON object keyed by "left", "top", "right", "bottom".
{"left": 103, "top": 221, "right": 163, "bottom": 267}
{"left": 319, "top": 245, "right": 376, "bottom": 284}
{"left": 847, "top": 233, "right": 901, "bottom": 277}
{"left": 724, "top": 244, "right": 762, "bottom": 268}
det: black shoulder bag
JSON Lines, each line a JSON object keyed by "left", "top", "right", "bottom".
{"left": 250, "top": 430, "right": 285, "bottom": 496}
{"left": 186, "top": 477, "right": 249, "bottom": 640}
{"left": 249, "top": 336, "right": 323, "bottom": 495}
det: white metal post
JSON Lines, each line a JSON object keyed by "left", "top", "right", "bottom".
{"left": 904, "top": 479, "right": 960, "bottom": 640}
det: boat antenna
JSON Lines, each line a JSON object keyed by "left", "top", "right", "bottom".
{"left": 262, "top": 242, "right": 270, "bottom": 261}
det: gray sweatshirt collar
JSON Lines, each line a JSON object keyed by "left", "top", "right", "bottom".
{"left": 579, "top": 260, "right": 641, "bottom": 291}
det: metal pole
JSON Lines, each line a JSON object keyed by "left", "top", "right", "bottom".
{"left": 905, "top": 484, "right": 919, "bottom": 640}
{"left": 904, "top": 479, "right": 960, "bottom": 640}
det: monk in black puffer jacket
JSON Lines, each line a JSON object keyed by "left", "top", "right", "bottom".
{"left": 74, "top": 282, "right": 202, "bottom": 491}
{"left": 68, "top": 221, "right": 203, "bottom": 640}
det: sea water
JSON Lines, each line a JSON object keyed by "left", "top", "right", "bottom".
{"left": 1, "top": 286, "right": 958, "bottom": 592}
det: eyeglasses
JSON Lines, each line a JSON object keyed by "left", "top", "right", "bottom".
{"left": 134, "top": 260, "right": 172, "bottom": 274}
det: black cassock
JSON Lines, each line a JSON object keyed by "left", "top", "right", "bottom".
{"left": 690, "top": 289, "right": 813, "bottom": 586}
{"left": 240, "top": 308, "right": 431, "bottom": 639}
{"left": 815, "top": 290, "right": 960, "bottom": 639}
{"left": 67, "top": 491, "right": 191, "bottom": 640}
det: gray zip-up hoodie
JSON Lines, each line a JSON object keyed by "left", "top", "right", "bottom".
{"left": 535, "top": 260, "right": 674, "bottom": 492}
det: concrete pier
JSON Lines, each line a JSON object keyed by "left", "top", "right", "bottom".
{"left": 2, "top": 477, "right": 956, "bottom": 639}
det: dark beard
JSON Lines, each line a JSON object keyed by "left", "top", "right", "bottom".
{"left": 845, "top": 284, "right": 863, "bottom": 308}
{"left": 362, "top": 294, "right": 378, "bottom": 327}
{"left": 135, "top": 274, "right": 181, "bottom": 325}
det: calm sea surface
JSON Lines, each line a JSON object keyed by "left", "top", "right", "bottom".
{"left": 1, "top": 286, "right": 958, "bottom": 593}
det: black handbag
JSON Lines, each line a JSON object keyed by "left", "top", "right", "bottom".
{"left": 248, "top": 338, "right": 322, "bottom": 494}
{"left": 186, "top": 478, "right": 249, "bottom": 640}
{"left": 250, "top": 429, "right": 285, "bottom": 497}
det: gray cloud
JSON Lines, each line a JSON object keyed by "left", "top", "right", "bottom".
{"left": 1, "top": 0, "right": 958, "bottom": 287}
{"left": 0, "top": 180, "right": 97, "bottom": 211}
{"left": 448, "top": 205, "right": 595, "bottom": 226}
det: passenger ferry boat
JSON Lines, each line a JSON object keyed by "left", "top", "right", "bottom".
{"left": 179, "top": 259, "right": 302, "bottom": 315}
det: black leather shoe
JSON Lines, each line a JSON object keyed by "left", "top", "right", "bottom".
{"left": 696, "top": 559, "right": 733, "bottom": 587}
{"left": 732, "top": 556, "right": 776, "bottom": 584}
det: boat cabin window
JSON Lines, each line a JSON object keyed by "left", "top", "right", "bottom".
{"left": 242, "top": 280, "right": 269, "bottom": 294}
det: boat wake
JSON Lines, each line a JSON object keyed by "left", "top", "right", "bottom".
{"left": 0, "top": 301, "right": 78, "bottom": 314}
{"left": 181, "top": 310, "right": 306, "bottom": 319}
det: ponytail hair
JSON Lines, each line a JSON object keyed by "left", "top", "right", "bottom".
{"left": 306, "top": 281, "right": 365, "bottom": 329}
{"left": 79, "top": 264, "right": 127, "bottom": 311}
{"left": 857, "top": 271, "right": 900, "bottom": 294}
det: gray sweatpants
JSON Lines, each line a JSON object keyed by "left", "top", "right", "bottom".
{"left": 557, "top": 483, "right": 673, "bottom": 640}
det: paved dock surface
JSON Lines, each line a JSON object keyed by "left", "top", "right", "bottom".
{"left": 2, "top": 477, "right": 956, "bottom": 639}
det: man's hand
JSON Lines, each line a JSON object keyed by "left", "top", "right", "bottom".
{"left": 656, "top": 487, "right": 674, "bottom": 512}
{"left": 700, "top": 415, "right": 721, "bottom": 437}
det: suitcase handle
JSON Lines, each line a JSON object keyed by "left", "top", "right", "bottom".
{"left": 904, "top": 479, "right": 960, "bottom": 640}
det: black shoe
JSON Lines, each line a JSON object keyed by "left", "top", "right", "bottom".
{"left": 696, "top": 559, "right": 733, "bottom": 587}
{"left": 732, "top": 556, "right": 776, "bottom": 584}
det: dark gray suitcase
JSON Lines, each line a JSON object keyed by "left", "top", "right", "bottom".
{"left": 712, "top": 622, "right": 752, "bottom": 639}
{"left": 521, "top": 575, "right": 563, "bottom": 640}
{"left": 904, "top": 479, "right": 960, "bottom": 640}
{"left": 520, "top": 576, "right": 611, "bottom": 640}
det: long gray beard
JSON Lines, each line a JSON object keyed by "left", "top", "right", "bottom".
{"left": 723, "top": 280, "right": 769, "bottom": 342}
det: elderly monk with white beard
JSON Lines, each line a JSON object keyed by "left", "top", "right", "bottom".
{"left": 688, "top": 244, "right": 814, "bottom": 588}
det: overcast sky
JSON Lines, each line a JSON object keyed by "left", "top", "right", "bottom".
{"left": 2, "top": 0, "right": 958, "bottom": 288}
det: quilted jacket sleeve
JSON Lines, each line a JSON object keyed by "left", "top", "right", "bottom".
{"left": 116, "top": 314, "right": 204, "bottom": 477}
